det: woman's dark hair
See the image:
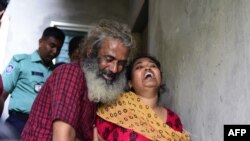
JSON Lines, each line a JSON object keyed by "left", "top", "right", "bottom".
{"left": 125, "top": 55, "right": 166, "bottom": 94}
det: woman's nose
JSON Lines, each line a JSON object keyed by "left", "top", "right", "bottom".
{"left": 145, "top": 65, "right": 150, "bottom": 70}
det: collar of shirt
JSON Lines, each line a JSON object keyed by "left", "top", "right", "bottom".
{"left": 31, "top": 50, "right": 54, "bottom": 69}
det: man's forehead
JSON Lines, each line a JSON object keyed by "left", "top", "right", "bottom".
{"left": 99, "top": 39, "right": 129, "bottom": 60}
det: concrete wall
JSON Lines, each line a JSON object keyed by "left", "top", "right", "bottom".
{"left": 149, "top": 0, "right": 250, "bottom": 141}
{"left": 127, "top": 0, "right": 145, "bottom": 59}
{"left": 0, "top": 0, "right": 129, "bottom": 120}
{"left": 128, "top": 0, "right": 145, "bottom": 28}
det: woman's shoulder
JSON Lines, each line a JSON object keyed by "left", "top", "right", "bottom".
{"left": 165, "top": 107, "right": 184, "bottom": 132}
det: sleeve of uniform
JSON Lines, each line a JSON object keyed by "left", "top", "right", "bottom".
{"left": 1, "top": 55, "right": 23, "bottom": 93}
{"left": 51, "top": 64, "right": 86, "bottom": 129}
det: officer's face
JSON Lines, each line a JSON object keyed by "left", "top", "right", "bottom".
{"left": 38, "top": 37, "right": 64, "bottom": 63}
{"left": 97, "top": 38, "right": 129, "bottom": 84}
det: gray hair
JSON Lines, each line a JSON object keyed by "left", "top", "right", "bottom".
{"left": 81, "top": 19, "right": 134, "bottom": 59}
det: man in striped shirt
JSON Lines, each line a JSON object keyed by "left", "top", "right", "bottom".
{"left": 21, "top": 19, "right": 134, "bottom": 141}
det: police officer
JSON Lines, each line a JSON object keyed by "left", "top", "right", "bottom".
{"left": 0, "top": 27, "right": 65, "bottom": 139}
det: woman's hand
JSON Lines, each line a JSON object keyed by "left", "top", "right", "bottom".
{"left": 93, "top": 127, "right": 105, "bottom": 141}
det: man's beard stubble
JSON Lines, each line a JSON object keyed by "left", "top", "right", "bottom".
{"left": 82, "top": 58, "right": 126, "bottom": 103}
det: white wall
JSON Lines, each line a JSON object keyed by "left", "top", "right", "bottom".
{"left": 1, "top": 0, "right": 129, "bottom": 72}
{"left": 0, "top": 0, "right": 129, "bottom": 120}
{"left": 149, "top": 0, "right": 250, "bottom": 141}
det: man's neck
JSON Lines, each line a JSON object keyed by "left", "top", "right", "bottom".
{"left": 37, "top": 51, "right": 52, "bottom": 67}
{"left": 42, "top": 59, "right": 52, "bottom": 67}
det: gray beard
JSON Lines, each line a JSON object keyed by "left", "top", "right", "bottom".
{"left": 82, "top": 59, "right": 126, "bottom": 103}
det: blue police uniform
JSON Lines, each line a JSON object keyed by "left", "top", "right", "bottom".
{"left": 1, "top": 50, "right": 54, "bottom": 137}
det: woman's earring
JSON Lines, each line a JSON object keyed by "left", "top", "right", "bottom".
{"left": 128, "top": 82, "right": 132, "bottom": 90}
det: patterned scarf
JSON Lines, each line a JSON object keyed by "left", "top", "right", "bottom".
{"left": 97, "top": 91, "right": 191, "bottom": 141}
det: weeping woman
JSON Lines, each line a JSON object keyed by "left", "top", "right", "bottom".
{"left": 96, "top": 55, "right": 191, "bottom": 141}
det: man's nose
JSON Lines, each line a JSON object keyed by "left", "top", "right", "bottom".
{"left": 52, "top": 48, "right": 59, "bottom": 55}
{"left": 109, "top": 61, "right": 118, "bottom": 73}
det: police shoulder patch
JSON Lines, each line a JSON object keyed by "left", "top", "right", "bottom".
{"left": 6, "top": 64, "right": 15, "bottom": 74}
{"left": 13, "top": 54, "right": 29, "bottom": 62}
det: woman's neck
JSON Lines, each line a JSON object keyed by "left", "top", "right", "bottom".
{"left": 136, "top": 91, "right": 167, "bottom": 122}
{"left": 136, "top": 91, "right": 159, "bottom": 109}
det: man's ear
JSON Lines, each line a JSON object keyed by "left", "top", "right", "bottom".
{"left": 38, "top": 38, "right": 44, "bottom": 49}
{"left": 39, "top": 38, "right": 42, "bottom": 44}
{"left": 86, "top": 47, "right": 93, "bottom": 58}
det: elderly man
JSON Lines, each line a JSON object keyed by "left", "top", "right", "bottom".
{"left": 21, "top": 19, "right": 134, "bottom": 141}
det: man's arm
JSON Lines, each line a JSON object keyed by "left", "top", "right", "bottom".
{"left": 0, "top": 56, "right": 22, "bottom": 117}
{"left": 0, "top": 91, "right": 9, "bottom": 117}
{"left": 52, "top": 120, "right": 76, "bottom": 141}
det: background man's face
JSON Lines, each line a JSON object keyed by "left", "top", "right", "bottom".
{"left": 38, "top": 37, "right": 64, "bottom": 63}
